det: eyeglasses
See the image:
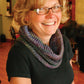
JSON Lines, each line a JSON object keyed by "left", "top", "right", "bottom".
{"left": 33, "top": 5, "right": 62, "bottom": 15}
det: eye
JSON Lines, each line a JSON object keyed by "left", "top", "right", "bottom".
{"left": 39, "top": 8, "right": 44, "bottom": 10}
{"left": 36, "top": 8, "right": 45, "bottom": 14}
{"left": 54, "top": 5, "right": 61, "bottom": 9}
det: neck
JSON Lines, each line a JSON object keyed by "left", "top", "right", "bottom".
{"left": 31, "top": 29, "right": 52, "bottom": 45}
{"left": 38, "top": 35, "right": 51, "bottom": 46}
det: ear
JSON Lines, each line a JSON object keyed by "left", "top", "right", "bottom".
{"left": 24, "top": 14, "right": 32, "bottom": 25}
{"left": 24, "top": 15, "right": 29, "bottom": 22}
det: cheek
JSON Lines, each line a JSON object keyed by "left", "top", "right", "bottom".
{"left": 31, "top": 15, "right": 43, "bottom": 23}
{"left": 35, "top": 15, "right": 44, "bottom": 22}
{"left": 58, "top": 13, "right": 62, "bottom": 20}
{"left": 56, "top": 12, "right": 62, "bottom": 21}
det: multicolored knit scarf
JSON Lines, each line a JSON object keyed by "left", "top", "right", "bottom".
{"left": 17, "top": 26, "right": 64, "bottom": 69}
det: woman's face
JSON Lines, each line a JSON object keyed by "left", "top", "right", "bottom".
{"left": 27, "top": 0, "right": 62, "bottom": 38}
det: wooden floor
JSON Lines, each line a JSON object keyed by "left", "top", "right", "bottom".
{"left": 0, "top": 41, "right": 84, "bottom": 84}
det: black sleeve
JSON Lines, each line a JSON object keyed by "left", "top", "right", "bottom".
{"left": 6, "top": 42, "right": 31, "bottom": 81}
{"left": 63, "top": 35, "right": 74, "bottom": 60}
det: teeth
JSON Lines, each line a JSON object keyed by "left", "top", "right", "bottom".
{"left": 43, "top": 22, "right": 55, "bottom": 25}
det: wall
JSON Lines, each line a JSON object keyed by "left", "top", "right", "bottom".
{"left": 0, "top": 0, "right": 16, "bottom": 39}
{"left": 0, "top": 0, "right": 3, "bottom": 35}
{"left": 12, "top": 0, "right": 16, "bottom": 9}
{"left": 0, "top": 15, "right": 2, "bottom": 34}
{"left": 0, "top": 0, "right": 2, "bottom": 14}
{"left": 75, "top": 0, "right": 84, "bottom": 24}
{"left": 0, "top": 0, "right": 13, "bottom": 39}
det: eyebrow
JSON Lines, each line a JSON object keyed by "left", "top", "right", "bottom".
{"left": 41, "top": 3, "right": 60, "bottom": 8}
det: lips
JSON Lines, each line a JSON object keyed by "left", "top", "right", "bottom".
{"left": 42, "top": 22, "right": 55, "bottom": 26}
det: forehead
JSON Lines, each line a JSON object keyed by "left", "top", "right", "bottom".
{"left": 34, "top": 0, "right": 60, "bottom": 8}
{"left": 41, "top": 0, "right": 60, "bottom": 7}
{"left": 30, "top": 0, "right": 60, "bottom": 9}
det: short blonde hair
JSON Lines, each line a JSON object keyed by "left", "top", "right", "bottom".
{"left": 13, "top": 0, "right": 70, "bottom": 26}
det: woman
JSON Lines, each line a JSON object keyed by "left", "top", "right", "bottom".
{"left": 6, "top": 0, "right": 74, "bottom": 84}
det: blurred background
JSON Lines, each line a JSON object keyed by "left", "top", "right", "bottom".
{"left": 0, "top": 0, "right": 84, "bottom": 84}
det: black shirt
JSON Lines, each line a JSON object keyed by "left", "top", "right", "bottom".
{"left": 6, "top": 35, "right": 74, "bottom": 84}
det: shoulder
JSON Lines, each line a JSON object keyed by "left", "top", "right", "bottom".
{"left": 7, "top": 40, "right": 33, "bottom": 65}
{"left": 62, "top": 34, "right": 71, "bottom": 48}
{"left": 62, "top": 34, "right": 74, "bottom": 60}
{"left": 62, "top": 34, "right": 70, "bottom": 44}
{"left": 9, "top": 40, "right": 31, "bottom": 56}
{"left": 62, "top": 34, "right": 71, "bottom": 50}
{"left": 7, "top": 41, "right": 32, "bottom": 81}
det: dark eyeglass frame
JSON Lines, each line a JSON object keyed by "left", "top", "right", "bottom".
{"left": 33, "top": 5, "right": 63, "bottom": 15}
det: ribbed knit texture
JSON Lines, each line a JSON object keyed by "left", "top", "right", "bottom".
{"left": 17, "top": 26, "right": 64, "bottom": 69}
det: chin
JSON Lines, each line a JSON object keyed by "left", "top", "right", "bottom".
{"left": 46, "top": 31, "right": 56, "bottom": 36}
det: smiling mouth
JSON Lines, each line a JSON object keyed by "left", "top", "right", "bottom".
{"left": 42, "top": 22, "right": 55, "bottom": 26}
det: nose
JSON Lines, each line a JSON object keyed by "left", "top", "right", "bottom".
{"left": 48, "top": 8, "right": 53, "bottom": 14}
{"left": 46, "top": 9, "right": 55, "bottom": 19}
